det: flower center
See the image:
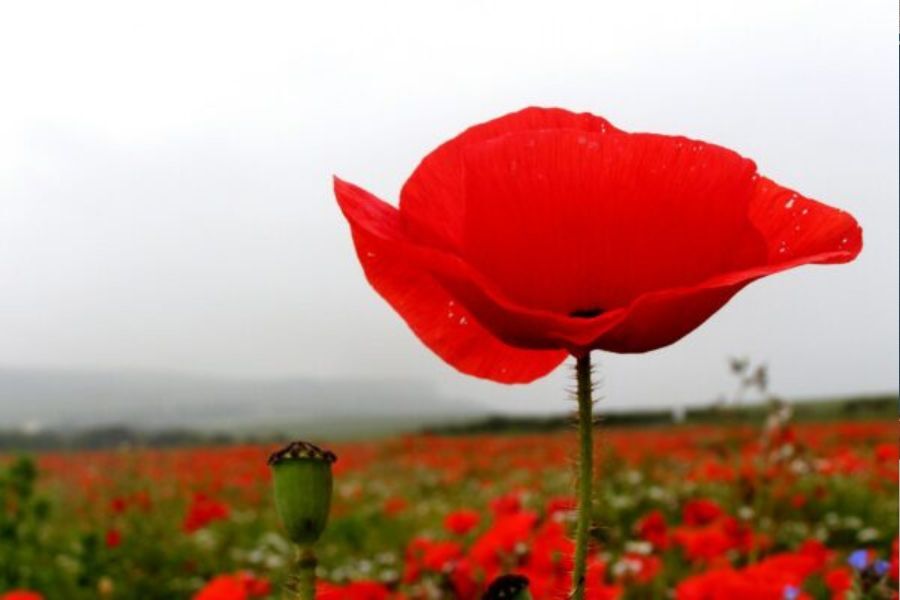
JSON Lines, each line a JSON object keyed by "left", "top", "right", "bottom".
{"left": 569, "top": 308, "right": 604, "bottom": 319}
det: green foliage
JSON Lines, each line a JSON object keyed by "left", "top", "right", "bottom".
{"left": 0, "top": 456, "right": 51, "bottom": 590}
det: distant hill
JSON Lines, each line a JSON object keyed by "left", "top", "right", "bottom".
{"left": 425, "top": 393, "right": 898, "bottom": 435}
{"left": 0, "top": 367, "right": 488, "bottom": 433}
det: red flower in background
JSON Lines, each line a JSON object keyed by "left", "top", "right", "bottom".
{"left": 193, "top": 572, "right": 270, "bottom": 600}
{"left": 403, "top": 538, "right": 463, "bottom": 582}
{"left": 104, "top": 528, "right": 122, "bottom": 549}
{"left": 682, "top": 498, "right": 724, "bottom": 526}
{"left": 470, "top": 511, "right": 539, "bottom": 580}
{"left": 444, "top": 509, "right": 481, "bottom": 535}
{"left": 676, "top": 543, "right": 826, "bottom": 600}
{"left": 109, "top": 496, "right": 127, "bottom": 514}
{"left": 183, "top": 493, "right": 230, "bottom": 533}
{"left": 824, "top": 567, "right": 853, "bottom": 600}
{"left": 489, "top": 492, "right": 522, "bottom": 517}
{"left": 636, "top": 509, "right": 669, "bottom": 550}
{"left": 0, "top": 592, "right": 43, "bottom": 600}
{"left": 318, "top": 580, "right": 396, "bottom": 600}
{"left": 335, "top": 107, "right": 861, "bottom": 383}
{"left": 672, "top": 515, "right": 763, "bottom": 564}
{"left": 383, "top": 496, "right": 408, "bottom": 516}
{"left": 546, "top": 496, "right": 576, "bottom": 516}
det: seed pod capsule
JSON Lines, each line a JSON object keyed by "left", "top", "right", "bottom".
{"left": 268, "top": 440, "right": 337, "bottom": 546}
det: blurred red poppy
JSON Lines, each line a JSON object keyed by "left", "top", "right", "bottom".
{"left": 682, "top": 498, "right": 723, "bottom": 526}
{"left": 317, "top": 580, "right": 395, "bottom": 600}
{"left": 444, "top": 508, "right": 481, "bottom": 535}
{"left": 0, "top": 592, "right": 43, "bottom": 600}
{"left": 183, "top": 493, "right": 230, "bottom": 533}
{"left": 383, "top": 496, "right": 408, "bottom": 516}
{"left": 104, "top": 528, "right": 122, "bottom": 549}
{"left": 335, "top": 107, "right": 861, "bottom": 383}
{"left": 193, "top": 572, "right": 270, "bottom": 600}
{"left": 636, "top": 509, "right": 669, "bottom": 550}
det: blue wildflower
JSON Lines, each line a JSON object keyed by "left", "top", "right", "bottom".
{"left": 848, "top": 549, "right": 870, "bottom": 571}
{"left": 873, "top": 559, "right": 890, "bottom": 577}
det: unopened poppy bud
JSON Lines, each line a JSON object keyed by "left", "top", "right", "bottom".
{"left": 482, "top": 574, "right": 531, "bottom": 600}
{"left": 268, "top": 440, "right": 337, "bottom": 546}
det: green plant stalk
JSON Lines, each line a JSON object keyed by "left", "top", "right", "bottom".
{"left": 571, "top": 352, "right": 594, "bottom": 600}
{"left": 284, "top": 545, "right": 316, "bottom": 600}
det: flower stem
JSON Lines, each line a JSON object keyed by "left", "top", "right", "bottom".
{"left": 571, "top": 352, "right": 594, "bottom": 600}
{"left": 285, "top": 545, "right": 316, "bottom": 600}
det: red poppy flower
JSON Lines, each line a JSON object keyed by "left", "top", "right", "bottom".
{"left": 403, "top": 537, "right": 463, "bottom": 581}
{"left": 824, "top": 567, "right": 853, "bottom": 599}
{"left": 193, "top": 572, "right": 270, "bottom": 600}
{"left": 105, "top": 528, "right": 122, "bottom": 549}
{"left": 335, "top": 107, "right": 861, "bottom": 383}
{"left": 183, "top": 493, "right": 230, "bottom": 533}
{"left": 489, "top": 492, "right": 522, "bottom": 516}
{"left": 682, "top": 498, "right": 723, "bottom": 526}
{"left": 383, "top": 495, "right": 408, "bottom": 516}
{"left": 0, "top": 592, "right": 44, "bottom": 600}
{"left": 636, "top": 509, "right": 669, "bottom": 550}
{"left": 444, "top": 508, "right": 481, "bottom": 535}
{"left": 317, "top": 580, "right": 395, "bottom": 600}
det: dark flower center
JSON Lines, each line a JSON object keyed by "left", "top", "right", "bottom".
{"left": 569, "top": 307, "right": 604, "bottom": 319}
{"left": 483, "top": 574, "right": 529, "bottom": 599}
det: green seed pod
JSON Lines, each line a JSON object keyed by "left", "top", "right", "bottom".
{"left": 268, "top": 440, "right": 337, "bottom": 546}
{"left": 482, "top": 574, "right": 531, "bottom": 600}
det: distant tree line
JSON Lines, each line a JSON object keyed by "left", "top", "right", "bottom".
{"left": 0, "top": 394, "right": 894, "bottom": 451}
{"left": 424, "top": 394, "right": 897, "bottom": 435}
{"left": 0, "top": 425, "right": 286, "bottom": 452}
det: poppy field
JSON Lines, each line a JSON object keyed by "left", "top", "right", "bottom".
{"left": 1, "top": 416, "right": 897, "bottom": 600}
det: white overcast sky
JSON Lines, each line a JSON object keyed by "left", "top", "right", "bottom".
{"left": 0, "top": 0, "right": 897, "bottom": 413}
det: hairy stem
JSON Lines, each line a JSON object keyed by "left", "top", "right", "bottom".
{"left": 571, "top": 352, "right": 594, "bottom": 600}
{"left": 284, "top": 545, "right": 316, "bottom": 600}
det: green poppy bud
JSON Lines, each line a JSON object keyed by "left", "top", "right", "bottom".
{"left": 268, "top": 440, "right": 337, "bottom": 546}
{"left": 482, "top": 574, "right": 531, "bottom": 600}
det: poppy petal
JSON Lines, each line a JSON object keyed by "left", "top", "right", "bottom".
{"left": 590, "top": 282, "right": 750, "bottom": 352}
{"left": 748, "top": 176, "right": 862, "bottom": 265}
{"left": 335, "top": 178, "right": 567, "bottom": 383}
{"left": 459, "top": 128, "right": 768, "bottom": 315}
{"left": 400, "top": 107, "right": 618, "bottom": 252}
{"left": 338, "top": 177, "right": 626, "bottom": 351}
{"left": 588, "top": 178, "right": 862, "bottom": 352}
